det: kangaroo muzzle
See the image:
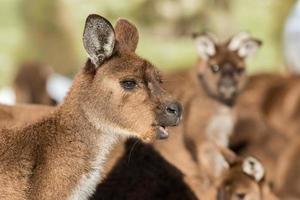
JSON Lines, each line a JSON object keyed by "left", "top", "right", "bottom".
{"left": 155, "top": 101, "right": 182, "bottom": 139}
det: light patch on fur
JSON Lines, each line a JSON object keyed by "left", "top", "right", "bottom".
{"left": 201, "top": 143, "right": 229, "bottom": 179}
{"left": 84, "top": 105, "right": 139, "bottom": 138}
{"left": 237, "top": 39, "right": 260, "bottom": 58}
{"left": 228, "top": 32, "right": 250, "bottom": 51}
{"left": 195, "top": 35, "right": 216, "bottom": 60}
{"left": 206, "top": 106, "right": 235, "bottom": 147}
{"left": 227, "top": 32, "right": 261, "bottom": 58}
{"left": 67, "top": 133, "right": 117, "bottom": 200}
{"left": 83, "top": 15, "right": 115, "bottom": 67}
{"left": 242, "top": 157, "right": 265, "bottom": 182}
{"left": 102, "top": 32, "right": 115, "bottom": 58}
{"left": 89, "top": 30, "right": 115, "bottom": 67}
{"left": 67, "top": 108, "right": 136, "bottom": 200}
{"left": 210, "top": 149, "right": 229, "bottom": 178}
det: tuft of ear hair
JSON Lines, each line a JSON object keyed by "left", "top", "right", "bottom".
{"left": 83, "top": 14, "right": 116, "bottom": 67}
{"left": 242, "top": 156, "right": 265, "bottom": 182}
{"left": 114, "top": 19, "right": 139, "bottom": 52}
{"left": 193, "top": 32, "right": 217, "bottom": 60}
{"left": 227, "top": 32, "right": 262, "bottom": 58}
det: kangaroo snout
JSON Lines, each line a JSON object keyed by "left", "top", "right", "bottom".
{"left": 155, "top": 100, "right": 182, "bottom": 139}
{"left": 163, "top": 101, "right": 182, "bottom": 126}
{"left": 165, "top": 101, "right": 182, "bottom": 119}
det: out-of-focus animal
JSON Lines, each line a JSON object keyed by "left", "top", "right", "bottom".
{"left": 0, "top": 62, "right": 72, "bottom": 106}
{"left": 155, "top": 31, "right": 262, "bottom": 177}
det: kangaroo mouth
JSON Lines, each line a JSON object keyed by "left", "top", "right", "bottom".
{"left": 156, "top": 125, "right": 169, "bottom": 140}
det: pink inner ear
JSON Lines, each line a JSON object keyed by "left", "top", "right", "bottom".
{"left": 114, "top": 19, "right": 139, "bottom": 52}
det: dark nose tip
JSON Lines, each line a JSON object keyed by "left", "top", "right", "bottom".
{"left": 166, "top": 102, "right": 182, "bottom": 117}
{"left": 236, "top": 193, "right": 246, "bottom": 200}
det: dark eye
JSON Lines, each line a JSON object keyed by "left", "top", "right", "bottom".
{"left": 235, "top": 193, "right": 246, "bottom": 200}
{"left": 210, "top": 64, "right": 220, "bottom": 73}
{"left": 236, "top": 68, "right": 245, "bottom": 75}
{"left": 120, "top": 79, "right": 137, "bottom": 90}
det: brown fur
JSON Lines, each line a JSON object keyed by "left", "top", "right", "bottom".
{"left": 87, "top": 33, "right": 263, "bottom": 199}
{"left": 93, "top": 138, "right": 277, "bottom": 200}
{"left": 233, "top": 73, "right": 300, "bottom": 198}
{"left": 276, "top": 141, "right": 300, "bottom": 199}
{"left": 14, "top": 62, "right": 56, "bottom": 105}
{"left": 0, "top": 15, "right": 181, "bottom": 200}
{"left": 154, "top": 33, "right": 263, "bottom": 198}
{"left": 234, "top": 73, "right": 298, "bottom": 138}
{"left": 214, "top": 161, "right": 278, "bottom": 200}
{"left": 230, "top": 73, "right": 300, "bottom": 187}
{"left": 0, "top": 104, "right": 52, "bottom": 128}
{"left": 155, "top": 32, "right": 261, "bottom": 176}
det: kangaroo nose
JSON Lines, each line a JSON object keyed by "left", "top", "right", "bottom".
{"left": 236, "top": 193, "right": 246, "bottom": 200}
{"left": 166, "top": 102, "right": 182, "bottom": 118}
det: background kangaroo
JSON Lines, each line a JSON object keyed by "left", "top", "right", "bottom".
{"left": 14, "top": 62, "right": 57, "bottom": 105}
{"left": 154, "top": 32, "right": 262, "bottom": 178}
{"left": 230, "top": 73, "right": 300, "bottom": 198}
{"left": 199, "top": 142, "right": 278, "bottom": 200}
{"left": 0, "top": 14, "right": 181, "bottom": 200}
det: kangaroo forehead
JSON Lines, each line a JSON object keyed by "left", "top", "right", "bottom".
{"left": 210, "top": 46, "right": 244, "bottom": 67}
{"left": 107, "top": 54, "right": 161, "bottom": 81}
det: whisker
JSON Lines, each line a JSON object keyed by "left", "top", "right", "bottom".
{"left": 127, "top": 139, "right": 140, "bottom": 164}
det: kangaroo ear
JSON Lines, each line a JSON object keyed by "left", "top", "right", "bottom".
{"left": 227, "top": 32, "right": 262, "bottom": 58}
{"left": 115, "top": 19, "right": 139, "bottom": 52}
{"left": 242, "top": 156, "right": 265, "bottom": 182}
{"left": 193, "top": 32, "right": 217, "bottom": 60}
{"left": 83, "top": 14, "right": 116, "bottom": 67}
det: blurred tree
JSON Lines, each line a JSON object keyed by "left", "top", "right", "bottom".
{"left": 19, "top": 0, "right": 79, "bottom": 75}
{"left": 202, "top": 0, "right": 235, "bottom": 39}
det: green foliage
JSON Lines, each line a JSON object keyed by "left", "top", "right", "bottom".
{"left": 0, "top": 0, "right": 296, "bottom": 87}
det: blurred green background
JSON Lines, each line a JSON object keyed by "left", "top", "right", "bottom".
{"left": 0, "top": 0, "right": 296, "bottom": 87}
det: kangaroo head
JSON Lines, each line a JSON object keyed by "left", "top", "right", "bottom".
{"left": 72, "top": 14, "right": 181, "bottom": 142}
{"left": 193, "top": 32, "right": 262, "bottom": 106}
{"left": 216, "top": 156, "right": 268, "bottom": 200}
{"left": 199, "top": 143, "right": 272, "bottom": 200}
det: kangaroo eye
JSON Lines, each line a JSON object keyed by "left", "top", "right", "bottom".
{"left": 236, "top": 68, "right": 245, "bottom": 75}
{"left": 120, "top": 79, "right": 137, "bottom": 90}
{"left": 210, "top": 64, "right": 220, "bottom": 73}
{"left": 236, "top": 193, "right": 246, "bottom": 200}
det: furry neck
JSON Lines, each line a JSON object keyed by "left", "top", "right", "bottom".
{"left": 56, "top": 72, "right": 120, "bottom": 200}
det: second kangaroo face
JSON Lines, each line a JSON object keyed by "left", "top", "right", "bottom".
{"left": 193, "top": 32, "right": 262, "bottom": 105}
{"left": 216, "top": 157, "right": 266, "bottom": 200}
{"left": 81, "top": 15, "right": 182, "bottom": 142}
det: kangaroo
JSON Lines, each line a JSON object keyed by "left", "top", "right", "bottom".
{"left": 154, "top": 32, "right": 262, "bottom": 177}
{"left": 0, "top": 14, "right": 181, "bottom": 200}
{"left": 199, "top": 142, "right": 278, "bottom": 200}
{"left": 231, "top": 74, "right": 300, "bottom": 199}
{"left": 14, "top": 62, "right": 56, "bottom": 105}
{"left": 229, "top": 73, "right": 300, "bottom": 186}
{"left": 230, "top": 107, "right": 290, "bottom": 189}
